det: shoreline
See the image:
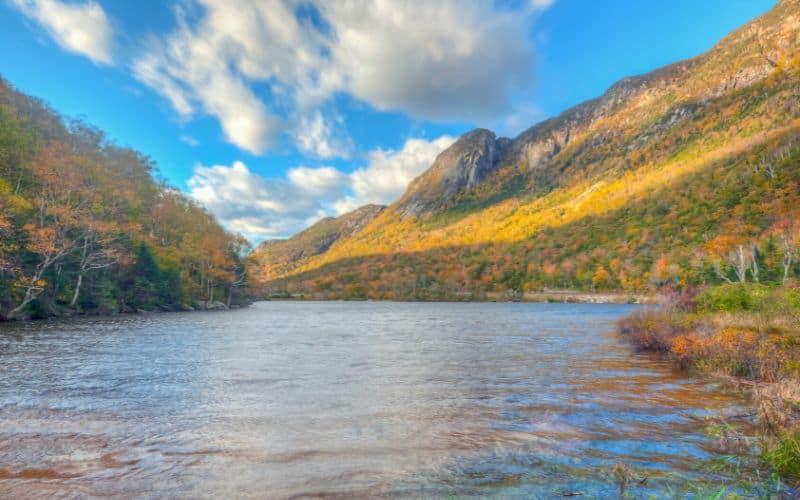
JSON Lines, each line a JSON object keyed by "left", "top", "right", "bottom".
{"left": 518, "top": 291, "right": 656, "bottom": 304}
{"left": 0, "top": 300, "right": 249, "bottom": 324}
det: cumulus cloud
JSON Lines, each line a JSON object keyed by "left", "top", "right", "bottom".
{"left": 286, "top": 166, "right": 348, "bottom": 198}
{"left": 133, "top": 0, "right": 543, "bottom": 156}
{"left": 188, "top": 135, "right": 454, "bottom": 241}
{"left": 132, "top": 4, "right": 284, "bottom": 154}
{"left": 11, "top": 0, "right": 113, "bottom": 65}
{"left": 318, "top": 1, "right": 534, "bottom": 121}
{"left": 188, "top": 161, "right": 324, "bottom": 240}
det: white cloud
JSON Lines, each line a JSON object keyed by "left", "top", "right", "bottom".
{"left": 188, "top": 135, "right": 454, "bottom": 241}
{"left": 131, "top": 5, "right": 284, "bottom": 155}
{"left": 318, "top": 1, "right": 534, "bottom": 121}
{"left": 529, "top": 0, "right": 555, "bottom": 11}
{"left": 188, "top": 161, "right": 325, "bottom": 240}
{"left": 11, "top": 0, "right": 113, "bottom": 65}
{"left": 133, "top": 0, "right": 542, "bottom": 156}
{"left": 180, "top": 134, "right": 199, "bottom": 146}
{"left": 133, "top": 51, "right": 193, "bottom": 116}
{"left": 293, "top": 111, "right": 352, "bottom": 159}
{"left": 287, "top": 166, "right": 348, "bottom": 198}
{"left": 334, "top": 135, "right": 456, "bottom": 214}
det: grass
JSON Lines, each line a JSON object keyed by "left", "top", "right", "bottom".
{"left": 762, "top": 431, "right": 800, "bottom": 479}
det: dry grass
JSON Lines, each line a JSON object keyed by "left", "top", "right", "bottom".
{"left": 754, "top": 380, "right": 800, "bottom": 433}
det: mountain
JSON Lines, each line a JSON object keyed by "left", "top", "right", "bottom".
{"left": 396, "top": 129, "right": 511, "bottom": 217}
{"left": 254, "top": 0, "right": 800, "bottom": 300}
{"left": 251, "top": 204, "right": 384, "bottom": 284}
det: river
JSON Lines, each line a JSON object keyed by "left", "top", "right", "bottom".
{"left": 0, "top": 302, "right": 755, "bottom": 497}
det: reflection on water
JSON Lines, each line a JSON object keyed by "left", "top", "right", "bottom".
{"left": 0, "top": 302, "right": 753, "bottom": 497}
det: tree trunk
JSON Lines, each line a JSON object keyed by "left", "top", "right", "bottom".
{"left": 69, "top": 273, "right": 83, "bottom": 308}
{"left": 784, "top": 253, "right": 794, "bottom": 283}
{"left": 69, "top": 237, "right": 89, "bottom": 309}
{"left": 7, "top": 286, "right": 37, "bottom": 320}
{"left": 7, "top": 255, "right": 54, "bottom": 319}
{"left": 714, "top": 264, "right": 734, "bottom": 284}
{"left": 14, "top": 172, "right": 23, "bottom": 195}
{"left": 735, "top": 246, "right": 747, "bottom": 283}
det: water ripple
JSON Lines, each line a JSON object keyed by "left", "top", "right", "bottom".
{"left": 0, "top": 302, "right": 754, "bottom": 497}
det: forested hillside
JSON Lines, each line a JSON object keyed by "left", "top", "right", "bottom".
{"left": 0, "top": 78, "right": 250, "bottom": 319}
{"left": 255, "top": 0, "right": 800, "bottom": 300}
{"left": 250, "top": 204, "right": 384, "bottom": 287}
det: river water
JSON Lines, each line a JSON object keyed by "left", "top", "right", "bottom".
{"left": 0, "top": 302, "right": 756, "bottom": 497}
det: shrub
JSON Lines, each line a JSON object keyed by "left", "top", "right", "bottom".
{"left": 698, "top": 284, "right": 757, "bottom": 313}
{"left": 754, "top": 380, "right": 800, "bottom": 431}
{"left": 774, "top": 286, "right": 800, "bottom": 328}
{"left": 670, "top": 333, "right": 704, "bottom": 368}
{"left": 699, "top": 283, "right": 800, "bottom": 315}
{"left": 660, "top": 283, "right": 700, "bottom": 312}
{"left": 671, "top": 326, "right": 799, "bottom": 381}
{"left": 617, "top": 308, "right": 689, "bottom": 352}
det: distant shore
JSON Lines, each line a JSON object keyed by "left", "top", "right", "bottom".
{"left": 1, "top": 294, "right": 652, "bottom": 321}
{"left": 517, "top": 290, "right": 656, "bottom": 304}
{"left": 265, "top": 290, "right": 657, "bottom": 304}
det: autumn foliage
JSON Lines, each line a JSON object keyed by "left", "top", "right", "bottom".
{"left": 0, "top": 77, "right": 250, "bottom": 319}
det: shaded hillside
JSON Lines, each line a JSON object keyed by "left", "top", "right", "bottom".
{"left": 250, "top": 204, "right": 384, "bottom": 283}
{"left": 0, "top": 77, "right": 251, "bottom": 319}
{"left": 256, "top": 0, "right": 800, "bottom": 299}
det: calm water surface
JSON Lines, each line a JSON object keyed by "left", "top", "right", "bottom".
{"left": 0, "top": 302, "right": 754, "bottom": 497}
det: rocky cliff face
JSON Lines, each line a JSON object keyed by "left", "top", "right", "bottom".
{"left": 396, "top": 129, "right": 511, "bottom": 217}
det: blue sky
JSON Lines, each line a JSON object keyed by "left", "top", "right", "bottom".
{"left": 0, "top": 0, "right": 777, "bottom": 241}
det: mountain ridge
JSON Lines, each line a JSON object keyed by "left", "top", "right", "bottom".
{"left": 252, "top": 0, "right": 800, "bottom": 299}
{"left": 374, "top": 0, "right": 797, "bottom": 227}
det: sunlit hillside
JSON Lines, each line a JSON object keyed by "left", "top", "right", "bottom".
{"left": 253, "top": 0, "right": 800, "bottom": 299}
